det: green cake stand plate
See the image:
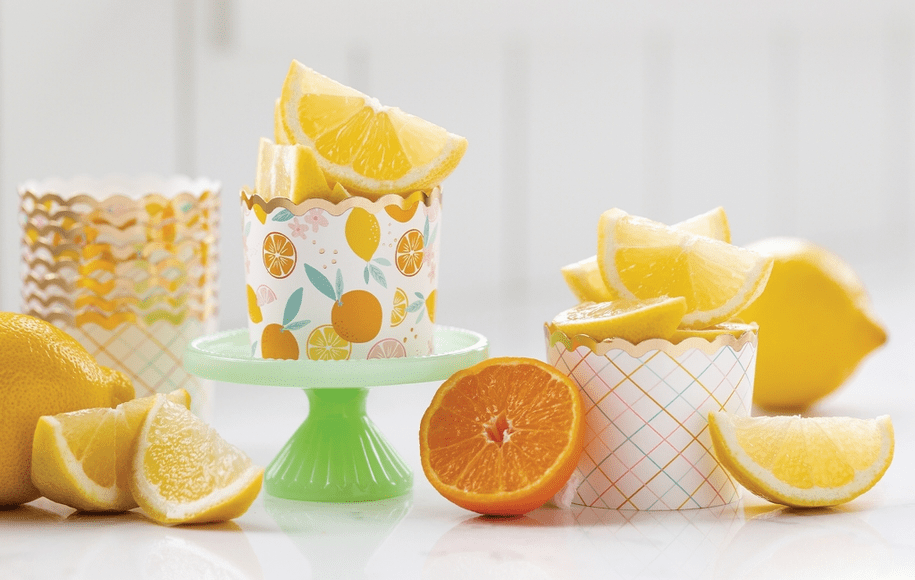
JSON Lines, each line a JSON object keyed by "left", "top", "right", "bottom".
{"left": 184, "top": 326, "right": 488, "bottom": 503}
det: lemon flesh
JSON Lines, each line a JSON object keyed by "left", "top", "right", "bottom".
{"left": 255, "top": 138, "right": 333, "bottom": 203}
{"left": 597, "top": 208, "right": 773, "bottom": 329}
{"left": 131, "top": 397, "right": 263, "bottom": 525}
{"left": 708, "top": 412, "right": 894, "bottom": 508}
{"left": 551, "top": 297, "right": 687, "bottom": 343}
{"left": 562, "top": 207, "right": 731, "bottom": 303}
{"left": 30, "top": 390, "right": 190, "bottom": 512}
{"left": 736, "top": 238, "right": 887, "bottom": 411}
{"left": 278, "top": 60, "right": 467, "bottom": 198}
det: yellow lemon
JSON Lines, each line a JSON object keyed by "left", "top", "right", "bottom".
{"left": 278, "top": 60, "right": 467, "bottom": 197}
{"left": 131, "top": 396, "right": 263, "bottom": 525}
{"left": 562, "top": 207, "right": 731, "bottom": 303}
{"left": 736, "top": 238, "right": 887, "bottom": 411}
{"left": 30, "top": 390, "right": 190, "bottom": 512}
{"left": 708, "top": 412, "right": 893, "bottom": 508}
{"left": 550, "top": 297, "right": 688, "bottom": 343}
{"left": 255, "top": 138, "right": 333, "bottom": 203}
{"left": 0, "top": 313, "right": 134, "bottom": 506}
{"left": 345, "top": 207, "right": 380, "bottom": 262}
{"left": 597, "top": 208, "right": 773, "bottom": 328}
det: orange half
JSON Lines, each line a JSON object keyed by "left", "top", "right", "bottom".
{"left": 419, "top": 357, "right": 584, "bottom": 515}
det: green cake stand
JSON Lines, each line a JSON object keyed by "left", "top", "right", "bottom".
{"left": 184, "top": 326, "right": 488, "bottom": 503}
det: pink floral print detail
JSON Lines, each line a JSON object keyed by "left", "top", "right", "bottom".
{"left": 288, "top": 217, "right": 308, "bottom": 239}
{"left": 303, "top": 209, "right": 328, "bottom": 232}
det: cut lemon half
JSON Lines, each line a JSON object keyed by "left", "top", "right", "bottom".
{"left": 30, "top": 390, "right": 190, "bottom": 512}
{"left": 563, "top": 207, "right": 731, "bottom": 303}
{"left": 551, "top": 296, "right": 687, "bottom": 343}
{"left": 708, "top": 412, "right": 894, "bottom": 508}
{"left": 597, "top": 208, "right": 773, "bottom": 328}
{"left": 278, "top": 60, "right": 467, "bottom": 198}
{"left": 131, "top": 397, "right": 263, "bottom": 525}
{"left": 256, "top": 138, "right": 332, "bottom": 203}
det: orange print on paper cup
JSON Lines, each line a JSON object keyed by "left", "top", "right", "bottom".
{"left": 241, "top": 187, "right": 441, "bottom": 360}
{"left": 545, "top": 326, "right": 756, "bottom": 510}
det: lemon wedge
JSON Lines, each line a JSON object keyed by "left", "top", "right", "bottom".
{"left": 708, "top": 412, "right": 894, "bottom": 508}
{"left": 278, "top": 60, "right": 467, "bottom": 198}
{"left": 562, "top": 207, "right": 731, "bottom": 303}
{"left": 131, "top": 396, "right": 263, "bottom": 525}
{"left": 597, "top": 208, "right": 773, "bottom": 328}
{"left": 30, "top": 390, "right": 190, "bottom": 512}
{"left": 551, "top": 296, "right": 687, "bottom": 343}
{"left": 256, "top": 138, "right": 333, "bottom": 203}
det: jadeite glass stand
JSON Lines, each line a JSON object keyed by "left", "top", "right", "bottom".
{"left": 184, "top": 326, "right": 488, "bottom": 503}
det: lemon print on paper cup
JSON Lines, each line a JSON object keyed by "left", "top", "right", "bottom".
{"left": 241, "top": 190, "right": 442, "bottom": 359}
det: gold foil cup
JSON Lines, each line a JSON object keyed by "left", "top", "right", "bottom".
{"left": 19, "top": 176, "right": 220, "bottom": 416}
{"left": 545, "top": 324, "right": 757, "bottom": 510}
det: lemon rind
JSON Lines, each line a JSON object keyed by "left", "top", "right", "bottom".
{"left": 708, "top": 412, "right": 895, "bottom": 507}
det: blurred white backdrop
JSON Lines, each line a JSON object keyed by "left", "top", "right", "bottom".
{"left": 2, "top": 0, "right": 914, "bottom": 357}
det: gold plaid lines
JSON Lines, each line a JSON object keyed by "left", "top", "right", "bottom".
{"left": 547, "top": 335, "right": 757, "bottom": 510}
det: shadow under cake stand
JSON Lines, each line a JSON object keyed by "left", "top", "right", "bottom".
{"left": 184, "top": 326, "right": 488, "bottom": 502}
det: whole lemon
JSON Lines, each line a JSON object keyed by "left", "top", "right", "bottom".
{"left": 736, "top": 238, "right": 886, "bottom": 411}
{"left": 0, "top": 313, "right": 135, "bottom": 505}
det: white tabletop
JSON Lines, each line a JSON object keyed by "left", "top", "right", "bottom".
{"left": 2, "top": 288, "right": 913, "bottom": 580}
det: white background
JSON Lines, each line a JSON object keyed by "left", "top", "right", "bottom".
{"left": 2, "top": 0, "right": 913, "bottom": 355}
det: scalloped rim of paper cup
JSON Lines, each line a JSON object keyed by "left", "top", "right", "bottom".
{"left": 543, "top": 322, "right": 757, "bottom": 358}
{"left": 240, "top": 185, "right": 441, "bottom": 217}
{"left": 18, "top": 175, "right": 221, "bottom": 201}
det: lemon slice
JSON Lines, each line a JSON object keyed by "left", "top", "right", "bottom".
{"left": 278, "top": 60, "right": 467, "bottom": 198}
{"left": 131, "top": 397, "right": 263, "bottom": 525}
{"left": 30, "top": 390, "right": 190, "bottom": 512}
{"left": 562, "top": 207, "right": 731, "bottom": 303}
{"left": 597, "top": 208, "right": 773, "bottom": 328}
{"left": 256, "top": 138, "right": 333, "bottom": 203}
{"left": 708, "top": 412, "right": 894, "bottom": 508}
{"left": 551, "top": 296, "right": 687, "bottom": 343}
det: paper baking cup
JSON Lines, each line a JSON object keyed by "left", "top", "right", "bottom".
{"left": 545, "top": 326, "right": 756, "bottom": 510}
{"left": 19, "top": 176, "right": 220, "bottom": 416}
{"left": 241, "top": 188, "right": 441, "bottom": 360}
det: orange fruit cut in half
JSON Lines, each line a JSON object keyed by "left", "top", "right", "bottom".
{"left": 419, "top": 357, "right": 584, "bottom": 515}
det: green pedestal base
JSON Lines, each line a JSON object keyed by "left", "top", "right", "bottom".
{"left": 183, "top": 326, "right": 488, "bottom": 502}
{"left": 266, "top": 388, "right": 412, "bottom": 502}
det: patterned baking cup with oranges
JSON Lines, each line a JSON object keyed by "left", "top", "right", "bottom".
{"left": 545, "top": 325, "right": 757, "bottom": 510}
{"left": 241, "top": 187, "right": 441, "bottom": 361}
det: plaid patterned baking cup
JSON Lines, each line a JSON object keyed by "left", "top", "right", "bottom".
{"left": 545, "top": 325, "right": 756, "bottom": 510}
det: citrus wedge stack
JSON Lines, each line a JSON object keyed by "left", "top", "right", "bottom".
{"left": 278, "top": 60, "right": 467, "bottom": 198}
{"left": 420, "top": 357, "right": 583, "bottom": 516}
{"left": 708, "top": 412, "right": 894, "bottom": 507}
{"left": 562, "top": 207, "right": 731, "bottom": 303}
{"left": 255, "top": 138, "right": 333, "bottom": 203}
{"left": 551, "top": 296, "right": 687, "bottom": 343}
{"left": 597, "top": 208, "right": 773, "bottom": 328}
{"left": 131, "top": 396, "right": 263, "bottom": 525}
{"left": 30, "top": 390, "right": 190, "bottom": 512}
